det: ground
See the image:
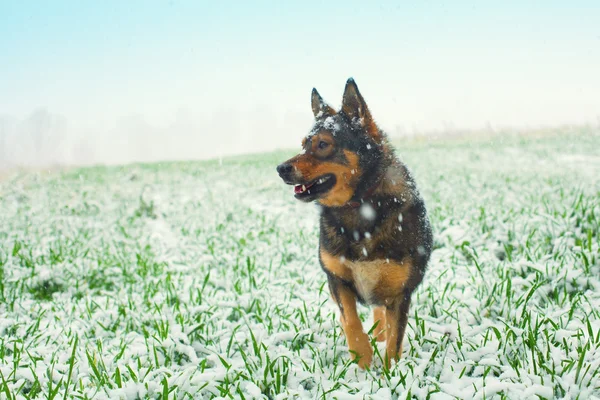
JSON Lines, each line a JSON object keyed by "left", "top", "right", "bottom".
{"left": 0, "top": 128, "right": 599, "bottom": 399}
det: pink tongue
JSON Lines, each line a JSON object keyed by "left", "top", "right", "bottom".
{"left": 294, "top": 183, "right": 314, "bottom": 194}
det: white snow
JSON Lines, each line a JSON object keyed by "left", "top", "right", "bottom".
{"left": 0, "top": 130, "right": 599, "bottom": 398}
{"left": 359, "top": 203, "right": 376, "bottom": 221}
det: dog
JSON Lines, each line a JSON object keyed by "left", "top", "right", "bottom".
{"left": 277, "top": 78, "right": 433, "bottom": 369}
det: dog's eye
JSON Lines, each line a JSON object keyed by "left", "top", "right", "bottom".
{"left": 318, "top": 141, "right": 329, "bottom": 149}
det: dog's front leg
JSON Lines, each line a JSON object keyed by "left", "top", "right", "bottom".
{"left": 327, "top": 275, "right": 372, "bottom": 369}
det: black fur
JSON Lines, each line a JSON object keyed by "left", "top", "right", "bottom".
{"left": 277, "top": 78, "right": 433, "bottom": 365}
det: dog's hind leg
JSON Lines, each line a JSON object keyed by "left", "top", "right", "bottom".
{"left": 372, "top": 306, "right": 386, "bottom": 342}
{"left": 384, "top": 289, "right": 412, "bottom": 368}
{"left": 328, "top": 276, "right": 373, "bottom": 369}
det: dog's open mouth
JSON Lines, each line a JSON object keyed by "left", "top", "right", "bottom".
{"left": 292, "top": 174, "right": 336, "bottom": 200}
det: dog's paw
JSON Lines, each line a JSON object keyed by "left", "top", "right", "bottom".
{"left": 384, "top": 342, "right": 403, "bottom": 369}
{"left": 349, "top": 332, "right": 373, "bottom": 369}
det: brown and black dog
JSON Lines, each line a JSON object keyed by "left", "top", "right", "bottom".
{"left": 277, "top": 78, "right": 432, "bottom": 369}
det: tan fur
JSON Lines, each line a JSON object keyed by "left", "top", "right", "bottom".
{"left": 320, "top": 248, "right": 353, "bottom": 281}
{"left": 321, "top": 249, "right": 412, "bottom": 304}
{"left": 373, "top": 307, "right": 386, "bottom": 342}
{"left": 317, "top": 151, "right": 361, "bottom": 207}
{"left": 336, "top": 285, "right": 372, "bottom": 368}
{"left": 344, "top": 259, "right": 411, "bottom": 304}
{"left": 321, "top": 248, "right": 413, "bottom": 366}
{"left": 373, "top": 259, "right": 413, "bottom": 302}
{"left": 309, "top": 132, "right": 335, "bottom": 157}
{"left": 289, "top": 149, "right": 361, "bottom": 207}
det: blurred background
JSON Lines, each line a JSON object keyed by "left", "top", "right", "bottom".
{"left": 1, "top": 0, "right": 599, "bottom": 169}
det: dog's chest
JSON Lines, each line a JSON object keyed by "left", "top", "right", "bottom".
{"left": 344, "top": 259, "right": 382, "bottom": 303}
{"left": 346, "top": 257, "right": 412, "bottom": 306}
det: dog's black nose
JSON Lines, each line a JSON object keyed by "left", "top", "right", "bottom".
{"left": 277, "top": 163, "right": 292, "bottom": 176}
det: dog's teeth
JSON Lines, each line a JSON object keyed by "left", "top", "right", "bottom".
{"left": 302, "top": 185, "right": 306, "bottom": 191}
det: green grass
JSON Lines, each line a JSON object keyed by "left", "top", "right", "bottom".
{"left": 0, "top": 128, "right": 599, "bottom": 399}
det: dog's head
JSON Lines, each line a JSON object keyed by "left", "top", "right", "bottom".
{"left": 277, "top": 78, "right": 386, "bottom": 207}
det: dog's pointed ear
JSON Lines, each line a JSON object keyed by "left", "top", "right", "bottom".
{"left": 311, "top": 88, "right": 336, "bottom": 119}
{"left": 341, "top": 78, "right": 380, "bottom": 139}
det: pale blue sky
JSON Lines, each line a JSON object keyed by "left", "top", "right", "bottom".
{"left": 1, "top": 0, "right": 599, "bottom": 164}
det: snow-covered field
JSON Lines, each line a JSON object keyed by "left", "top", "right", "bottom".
{"left": 1, "top": 129, "right": 599, "bottom": 399}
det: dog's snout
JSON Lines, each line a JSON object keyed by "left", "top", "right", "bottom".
{"left": 277, "top": 163, "right": 293, "bottom": 176}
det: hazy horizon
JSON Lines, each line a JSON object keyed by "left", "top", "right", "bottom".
{"left": 1, "top": 0, "right": 599, "bottom": 167}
